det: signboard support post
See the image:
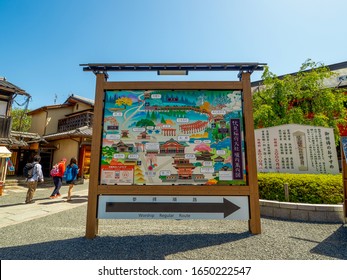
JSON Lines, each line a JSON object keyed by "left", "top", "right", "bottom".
{"left": 241, "top": 72, "right": 261, "bottom": 234}
{"left": 341, "top": 140, "right": 347, "bottom": 223}
{"left": 86, "top": 72, "right": 106, "bottom": 238}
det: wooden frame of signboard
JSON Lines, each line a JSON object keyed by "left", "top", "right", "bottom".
{"left": 341, "top": 142, "right": 347, "bottom": 223}
{"left": 85, "top": 72, "right": 261, "bottom": 238}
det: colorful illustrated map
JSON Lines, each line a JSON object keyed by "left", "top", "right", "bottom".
{"left": 100, "top": 90, "right": 246, "bottom": 186}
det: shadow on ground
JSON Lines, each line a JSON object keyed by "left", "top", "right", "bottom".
{"left": 310, "top": 225, "right": 347, "bottom": 259}
{"left": 0, "top": 232, "right": 251, "bottom": 260}
{"left": 0, "top": 195, "right": 88, "bottom": 207}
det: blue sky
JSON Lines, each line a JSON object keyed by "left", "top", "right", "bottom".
{"left": 1, "top": 0, "right": 346, "bottom": 109}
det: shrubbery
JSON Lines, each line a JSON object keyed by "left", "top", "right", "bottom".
{"left": 258, "top": 173, "right": 344, "bottom": 204}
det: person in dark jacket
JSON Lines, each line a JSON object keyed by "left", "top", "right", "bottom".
{"left": 25, "top": 155, "right": 44, "bottom": 204}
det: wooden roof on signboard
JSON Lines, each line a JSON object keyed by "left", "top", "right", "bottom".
{"left": 81, "top": 62, "right": 266, "bottom": 74}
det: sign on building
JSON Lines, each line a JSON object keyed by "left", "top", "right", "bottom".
{"left": 255, "top": 124, "right": 339, "bottom": 174}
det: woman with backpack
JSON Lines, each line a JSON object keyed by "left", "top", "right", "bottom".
{"left": 65, "top": 157, "right": 79, "bottom": 201}
{"left": 49, "top": 158, "right": 66, "bottom": 199}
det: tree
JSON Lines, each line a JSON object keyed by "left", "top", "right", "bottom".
{"left": 200, "top": 101, "right": 211, "bottom": 113}
{"left": 136, "top": 119, "right": 155, "bottom": 127}
{"left": 252, "top": 59, "right": 347, "bottom": 142}
{"left": 11, "top": 107, "right": 32, "bottom": 132}
{"left": 150, "top": 111, "right": 157, "bottom": 121}
{"left": 115, "top": 97, "right": 132, "bottom": 108}
{"left": 193, "top": 142, "right": 212, "bottom": 152}
{"left": 161, "top": 116, "right": 166, "bottom": 124}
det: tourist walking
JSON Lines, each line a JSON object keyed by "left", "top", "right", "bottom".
{"left": 49, "top": 158, "right": 66, "bottom": 199}
{"left": 65, "top": 157, "right": 79, "bottom": 201}
{"left": 24, "top": 155, "right": 44, "bottom": 204}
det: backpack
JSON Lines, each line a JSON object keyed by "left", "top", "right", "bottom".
{"left": 50, "top": 164, "right": 60, "bottom": 177}
{"left": 23, "top": 163, "right": 36, "bottom": 179}
{"left": 64, "top": 165, "right": 74, "bottom": 182}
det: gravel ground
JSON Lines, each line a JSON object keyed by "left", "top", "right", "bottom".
{"left": 0, "top": 184, "right": 346, "bottom": 260}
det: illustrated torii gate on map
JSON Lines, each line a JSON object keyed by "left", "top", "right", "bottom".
{"left": 81, "top": 62, "right": 266, "bottom": 239}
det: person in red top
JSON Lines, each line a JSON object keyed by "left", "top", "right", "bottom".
{"left": 49, "top": 158, "right": 66, "bottom": 199}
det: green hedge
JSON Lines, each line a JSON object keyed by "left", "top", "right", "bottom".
{"left": 257, "top": 173, "right": 344, "bottom": 204}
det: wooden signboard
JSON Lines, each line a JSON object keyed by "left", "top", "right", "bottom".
{"left": 82, "top": 63, "right": 263, "bottom": 238}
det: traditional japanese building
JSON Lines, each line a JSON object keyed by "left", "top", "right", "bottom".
{"left": 174, "top": 163, "right": 196, "bottom": 180}
{"left": 172, "top": 155, "right": 189, "bottom": 165}
{"left": 219, "top": 120, "right": 227, "bottom": 128}
{"left": 162, "top": 127, "right": 176, "bottom": 136}
{"left": 144, "top": 91, "right": 151, "bottom": 99}
{"left": 179, "top": 120, "right": 208, "bottom": 134}
{"left": 220, "top": 165, "right": 232, "bottom": 171}
{"left": 0, "top": 77, "right": 35, "bottom": 179}
{"left": 29, "top": 94, "right": 94, "bottom": 177}
{"left": 137, "top": 131, "right": 150, "bottom": 140}
{"left": 112, "top": 141, "right": 134, "bottom": 152}
{"left": 159, "top": 138, "right": 186, "bottom": 154}
{"left": 212, "top": 115, "right": 224, "bottom": 123}
{"left": 145, "top": 149, "right": 159, "bottom": 155}
{"left": 121, "top": 130, "right": 129, "bottom": 138}
{"left": 196, "top": 150, "right": 214, "bottom": 161}
{"left": 214, "top": 156, "right": 225, "bottom": 162}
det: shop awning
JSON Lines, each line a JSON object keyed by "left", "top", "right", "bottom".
{"left": 0, "top": 146, "right": 12, "bottom": 158}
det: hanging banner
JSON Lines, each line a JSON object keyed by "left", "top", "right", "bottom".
{"left": 6, "top": 158, "right": 15, "bottom": 172}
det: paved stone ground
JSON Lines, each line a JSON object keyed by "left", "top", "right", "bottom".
{"left": 0, "top": 182, "right": 346, "bottom": 260}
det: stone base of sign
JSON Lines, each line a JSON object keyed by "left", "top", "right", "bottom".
{"left": 260, "top": 199, "right": 344, "bottom": 223}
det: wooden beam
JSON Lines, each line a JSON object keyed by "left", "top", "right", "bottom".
{"left": 341, "top": 142, "right": 347, "bottom": 222}
{"left": 103, "top": 81, "right": 243, "bottom": 90}
{"left": 85, "top": 73, "right": 105, "bottom": 239}
{"left": 97, "top": 185, "right": 251, "bottom": 195}
{"left": 241, "top": 72, "right": 261, "bottom": 234}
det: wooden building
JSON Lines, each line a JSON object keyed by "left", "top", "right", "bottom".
{"left": 0, "top": 77, "right": 32, "bottom": 179}
{"left": 174, "top": 163, "right": 196, "bottom": 180}
{"left": 112, "top": 141, "right": 134, "bottom": 152}
{"left": 196, "top": 150, "right": 214, "bottom": 161}
{"left": 28, "top": 94, "right": 94, "bottom": 178}
{"left": 159, "top": 138, "right": 186, "bottom": 154}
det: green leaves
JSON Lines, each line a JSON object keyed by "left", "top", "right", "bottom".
{"left": 253, "top": 59, "right": 347, "bottom": 143}
{"left": 10, "top": 107, "right": 32, "bottom": 132}
{"left": 258, "top": 173, "right": 343, "bottom": 204}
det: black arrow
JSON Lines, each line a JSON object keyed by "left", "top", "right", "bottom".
{"left": 106, "top": 198, "right": 240, "bottom": 218}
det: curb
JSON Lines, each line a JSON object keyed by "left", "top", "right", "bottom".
{"left": 260, "top": 199, "right": 345, "bottom": 223}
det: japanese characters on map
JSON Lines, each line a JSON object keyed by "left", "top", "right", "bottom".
{"left": 230, "top": 119, "right": 243, "bottom": 180}
{"left": 255, "top": 124, "right": 339, "bottom": 174}
{"left": 100, "top": 90, "right": 247, "bottom": 186}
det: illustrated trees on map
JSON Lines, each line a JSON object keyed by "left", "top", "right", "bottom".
{"left": 115, "top": 97, "right": 133, "bottom": 108}
{"left": 194, "top": 142, "right": 212, "bottom": 152}
{"left": 136, "top": 119, "right": 155, "bottom": 127}
{"left": 199, "top": 101, "right": 211, "bottom": 113}
{"left": 101, "top": 146, "right": 116, "bottom": 164}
